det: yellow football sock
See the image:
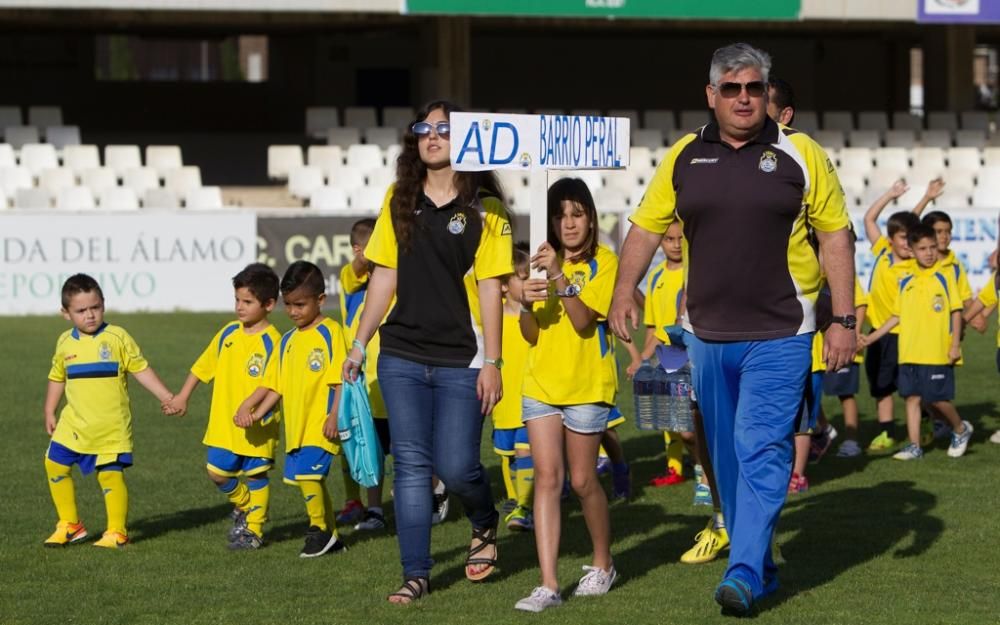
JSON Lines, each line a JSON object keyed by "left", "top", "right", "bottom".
{"left": 501, "top": 456, "right": 517, "bottom": 501}
{"left": 514, "top": 456, "right": 534, "bottom": 510}
{"left": 299, "top": 480, "right": 328, "bottom": 531}
{"left": 97, "top": 470, "right": 128, "bottom": 535}
{"left": 664, "top": 433, "right": 684, "bottom": 475}
{"left": 45, "top": 457, "right": 79, "bottom": 524}
{"left": 226, "top": 481, "right": 251, "bottom": 510}
{"left": 246, "top": 477, "right": 270, "bottom": 537}
{"left": 341, "top": 456, "right": 362, "bottom": 503}
{"left": 598, "top": 444, "right": 608, "bottom": 458}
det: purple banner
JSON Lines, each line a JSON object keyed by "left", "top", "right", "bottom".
{"left": 918, "top": 0, "right": 1000, "bottom": 23}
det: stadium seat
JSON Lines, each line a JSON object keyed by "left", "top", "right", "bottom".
{"left": 912, "top": 147, "right": 946, "bottom": 172}
{"left": 892, "top": 111, "right": 922, "bottom": 131}
{"left": 350, "top": 186, "right": 385, "bottom": 213}
{"left": 627, "top": 147, "right": 654, "bottom": 178}
{"left": 679, "top": 110, "right": 710, "bottom": 131}
{"left": 15, "top": 187, "right": 51, "bottom": 209}
{"left": 104, "top": 145, "right": 142, "bottom": 177}
{"left": 346, "top": 144, "right": 384, "bottom": 171}
{"left": 366, "top": 167, "right": 394, "bottom": 191}
{"left": 164, "top": 166, "right": 202, "bottom": 195}
{"left": 868, "top": 165, "right": 906, "bottom": 189}
{"left": 920, "top": 129, "right": 952, "bottom": 148}
{"left": 848, "top": 130, "right": 880, "bottom": 149}
{"left": 382, "top": 106, "right": 415, "bottom": 129}
{"left": 306, "top": 106, "right": 339, "bottom": 139}
{"left": 982, "top": 147, "right": 1000, "bottom": 167}
{"left": 822, "top": 111, "right": 854, "bottom": 132}
{"left": 496, "top": 170, "right": 524, "bottom": 203}
{"left": 122, "top": 167, "right": 160, "bottom": 196}
{"left": 792, "top": 110, "right": 818, "bottom": 135}
{"left": 927, "top": 111, "right": 958, "bottom": 131}
{"left": 642, "top": 109, "right": 675, "bottom": 133}
{"left": 62, "top": 145, "right": 100, "bottom": 174}
{"left": 631, "top": 128, "right": 663, "bottom": 149}
{"left": 883, "top": 130, "right": 918, "bottom": 148}
{"left": 971, "top": 184, "right": 1000, "bottom": 208}
{"left": 0, "top": 187, "right": 7, "bottom": 209}
{"left": 99, "top": 187, "right": 140, "bottom": 211}
{"left": 364, "top": 127, "right": 400, "bottom": 149}
{"left": 309, "top": 186, "right": 350, "bottom": 211}
{"left": 837, "top": 148, "right": 874, "bottom": 177}
{"left": 327, "top": 165, "right": 365, "bottom": 191}
{"left": 385, "top": 144, "right": 402, "bottom": 168}
{"left": 80, "top": 167, "right": 118, "bottom": 196}
{"left": 0, "top": 107, "right": 21, "bottom": 134}
{"left": 20, "top": 143, "right": 58, "bottom": 177}
{"left": 858, "top": 111, "right": 889, "bottom": 131}
{"left": 814, "top": 130, "right": 846, "bottom": 150}
{"left": 955, "top": 129, "right": 987, "bottom": 149}
{"left": 894, "top": 184, "right": 925, "bottom": 210}
{"left": 873, "top": 147, "right": 909, "bottom": 173}
{"left": 947, "top": 147, "right": 982, "bottom": 175}
{"left": 267, "top": 145, "right": 303, "bottom": 181}
{"left": 344, "top": 106, "right": 377, "bottom": 129}
{"left": 593, "top": 186, "right": 629, "bottom": 213}
{"left": 934, "top": 186, "right": 971, "bottom": 210}
{"left": 57, "top": 186, "right": 96, "bottom": 211}
{"left": 146, "top": 145, "right": 183, "bottom": 178}
{"left": 39, "top": 167, "right": 76, "bottom": 196}
{"left": 288, "top": 166, "right": 325, "bottom": 199}
{"left": 666, "top": 129, "right": 693, "bottom": 146}
{"left": 327, "top": 127, "right": 362, "bottom": 149}
{"left": 960, "top": 111, "right": 990, "bottom": 131}
{"left": 45, "top": 126, "right": 81, "bottom": 151}
{"left": 511, "top": 185, "right": 534, "bottom": 215}
{"left": 608, "top": 109, "right": 640, "bottom": 129}
{"left": 28, "top": 106, "right": 62, "bottom": 129}
{"left": 307, "top": 145, "right": 343, "bottom": 171}
{"left": 4, "top": 126, "right": 39, "bottom": 150}
{"left": 838, "top": 171, "right": 866, "bottom": 198}
{"left": 0, "top": 166, "right": 32, "bottom": 196}
{"left": 603, "top": 169, "right": 641, "bottom": 194}
{"left": 143, "top": 188, "right": 180, "bottom": 209}
{"left": 0, "top": 143, "right": 15, "bottom": 168}
{"left": 185, "top": 186, "right": 224, "bottom": 210}
{"left": 554, "top": 170, "right": 602, "bottom": 195}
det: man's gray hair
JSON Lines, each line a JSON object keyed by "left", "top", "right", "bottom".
{"left": 709, "top": 43, "right": 772, "bottom": 86}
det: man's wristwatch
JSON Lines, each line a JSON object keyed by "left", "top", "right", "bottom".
{"left": 830, "top": 314, "right": 857, "bottom": 330}
{"left": 555, "top": 283, "right": 581, "bottom": 298}
{"left": 484, "top": 357, "right": 504, "bottom": 369}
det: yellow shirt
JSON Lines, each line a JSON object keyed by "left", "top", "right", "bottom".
{"left": 190, "top": 321, "right": 281, "bottom": 458}
{"left": 977, "top": 270, "right": 999, "bottom": 347}
{"left": 338, "top": 263, "right": 389, "bottom": 418}
{"left": 867, "top": 236, "right": 915, "bottom": 334}
{"left": 644, "top": 260, "right": 684, "bottom": 344}
{"left": 814, "top": 276, "right": 868, "bottom": 370}
{"left": 491, "top": 310, "right": 530, "bottom": 430}
{"left": 522, "top": 245, "right": 619, "bottom": 406}
{"left": 937, "top": 249, "right": 973, "bottom": 303}
{"left": 48, "top": 323, "right": 148, "bottom": 455}
{"left": 890, "top": 266, "right": 963, "bottom": 365}
{"left": 264, "top": 318, "right": 346, "bottom": 453}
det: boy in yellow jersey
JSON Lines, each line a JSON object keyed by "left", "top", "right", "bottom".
{"left": 164, "top": 263, "right": 282, "bottom": 549}
{"left": 336, "top": 218, "right": 393, "bottom": 531}
{"left": 238, "top": 260, "right": 349, "bottom": 557}
{"left": 862, "top": 180, "right": 919, "bottom": 453}
{"left": 862, "top": 224, "right": 972, "bottom": 460}
{"left": 43, "top": 274, "right": 176, "bottom": 549}
{"left": 963, "top": 268, "right": 999, "bottom": 443}
{"left": 492, "top": 243, "right": 534, "bottom": 531}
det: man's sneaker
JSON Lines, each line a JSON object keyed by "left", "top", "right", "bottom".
{"left": 93, "top": 530, "right": 128, "bottom": 549}
{"left": 228, "top": 507, "right": 249, "bottom": 542}
{"left": 514, "top": 586, "right": 562, "bottom": 612}
{"left": 808, "top": 425, "right": 838, "bottom": 463}
{"left": 300, "top": 526, "right": 347, "bottom": 558}
{"left": 505, "top": 506, "right": 533, "bottom": 532}
{"left": 787, "top": 473, "right": 808, "bottom": 494}
{"left": 947, "top": 420, "right": 973, "bottom": 458}
{"left": 228, "top": 527, "right": 263, "bottom": 550}
{"left": 44, "top": 521, "right": 88, "bottom": 547}
{"left": 680, "top": 520, "right": 729, "bottom": 564}
{"left": 715, "top": 578, "right": 755, "bottom": 617}
{"left": 354, "top": 509, "right": 387, "bottom": 531}
{"left": 595, "top": 455, "right": 611, "bottom": 476}
{"left": 500, "top": 498, "right": 517, "bottom": 516}
{"left": 610, "top": 464, "right": 631, "bottom": 500}
{"left": 430, "top": 482, "right": 449, "bottom": 525}
{"left": 867, "top": 431, "right": 898, "bottom": 455}
{"left": 836, "top": 439, "right": 862, "bottom": 458}
{"left": 990, "top": 429, "right": 1000, "bottom": 444}
{"left": 572, "top": 565, "right": 618, "bottom": 596}
{"left": 335, "top": 499, "right": 364, "bottom": 525}
{"left": 892, "top": 443, "right": 924, "bottom": 461}
{"left": 693, "top": 482, "right": 713, "bottom": 506}
{"left": 649, "top": 467, "right": 685, "bottom": 487}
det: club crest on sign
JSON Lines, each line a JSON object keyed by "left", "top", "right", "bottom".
{"left": 307, "top": 348, "right": 325, "bottom": 372}
{"left": 519, "top": 152, "right": 532, "bottom": 168}
{"left": 448, "top": 212, "right": 467, "bottom": 235}
{"left": 759, "top": 150, "right": 778, "bottom": 173}
{"left": 247, "top": 353, "right": 264, "bottom": 378}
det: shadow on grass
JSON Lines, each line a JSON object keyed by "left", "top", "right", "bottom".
{"left": 130, "top": 503, "right": 232, "bottom": 541}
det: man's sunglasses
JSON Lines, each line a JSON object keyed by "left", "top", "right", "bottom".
{"left": 411, "top": 121, "right": 451, "bottom": 137}
{"left": 715, "top": 81, "right": 767, "bottom": 98}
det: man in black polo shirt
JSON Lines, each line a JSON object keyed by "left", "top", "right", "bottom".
{"left": 609, "top": 43, "right": 855, "bottom": 616}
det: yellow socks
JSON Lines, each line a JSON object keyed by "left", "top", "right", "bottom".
{"left": 217, "top": 477, "right": 251, "bottom": 510}
{"left": 97, "top": 470, "right": 128, "bottom": 535}
{"left": 501, "top": 456, "right": 517, "bottom": 502}
{"left": 45, "top": 457, "right": 79, "bottom": 524}
{"left": 246, "top": 477, "right": 270, "bottom": 537}
{"left": 665, "top": 433, "right": 684, "bottom": 475}
{"left": 514, "top": 455, "right": 534, "bottom": 510}
{"left": 300, "top": 479, "right": 338, "bottom": 535}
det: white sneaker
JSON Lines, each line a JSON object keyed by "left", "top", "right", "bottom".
{"left": 572, "top": 565, "right": 618, "bottom": 596}
{"left": 515, "top": 586, "right": 562, "bottom": 612}
{"left": 892, "top": 443, "right": 924, "bottom": 461}
{"left": 947, "top": 420, "right": 973, "bottom": 458}
{"left": 990, "top": 430, "right": 1000, "bottom": 444}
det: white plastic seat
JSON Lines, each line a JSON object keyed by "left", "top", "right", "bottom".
{"left": 814, "top": 130, "right": 846, "bottom": 150}
{"left": 344, "top": 106, "right": 377, "bottom": 129}
{"left": 947, "top": 147, "right": 982, "bottom": 175}
{"left": 593, "top": 187, "right": 629, "bottom": 213}
{"left": 603, "top": 169, "right": 641, "bottom": 194}
{"left": 511, "top": 186, "right": 534, "bottom": 215}
{"left": 912, "top": 147, "right": 946, "bottom": 172}
{"left": 350, "top": 186, "right": 386, "bottom": 213}
{"left": 142, "top": 187, "right": 180, "bottom": 209}
{"left": 873, "top": 147, "right": 909, "bottom": 173}
{"left": 960, "top": 111, "right": 989, "bottom": 131}
{"left": 642, "top": 109, "right": 675, "bottom": 133}
{"left": 982, "top": 147, "right": 1000, "bottom": 167}
{"left": 62, "top": 145, "right": 100, "bottom": 174}
{"left": 858, "top": 111, "right": 889, "bottom": 131}
{"left": 631, "top": 129, "right": 663, "bottom": 149}
{"left": 306, "top": 145, "right": 343, "bottom": 171}
{"left": 934, "top": 187, "right": 971, "bottom": 210}
{"left": 837, "top": 171, "right": 866, "bottom": 197}
{"left": 326, "top": 165, "right": 365, "bottom": 192}
{"left": 306, "top": 106, "right": 339, "bottom": 139}
{"left": 0, "top": 107, "right": 22, "bottom": 132}
{"left": 99, "top": 187, "right": 140, "bottom": 211}
{"left": 496, "top": 170, "right": 524, "bottom": 203}
{"left": 868, "top": 166, "right": 907, "bottom": 189}
{"left": 971, "top": 184, "right": 1000, "bottom": 208}
{"left": 848, "top": 130, "right": 881, "bottom": 149}
{"left": 384, "top": 144, "right": 402, "bottom": 168}
{"left": 892, "top": 111, "right": 922, "bottom": 131}
{"left": 927, "top": 111, "right": 958, "bottom": 131}
{"left": 895, "top": 185, "right": 925, "bottom": 210}
{"left": 288, "top": 166, "right": 325, "bottom": 199}
{"left": 679, "top": 110, "right": 710, "bottom": 131}
{"left": 104, "top": 145, "right": 141, "bottom": 177}
{"left": 366, "top": 167, "right": 394, "bottom": 191}
{"left": 45, "top": 126, "right": 81, "bottom": 150}
{"left": 39, "top": 167, "right": 76, "bottom": 196}
{"left": 163, "top": 166, "right": 202, "bottom": 195}
{"left": 555, "top": 170, "right": 602, "bottom": 196}
{"left": 57, "top": 186, "right": 95, "bottom": 210}
{"left": 822, "top": 111, "right": 854, "bottom": 132}
{"left": 921, "top": 128, "right": 954, "bottom": 149}
{"left": 346, "top": 144, "right": 384, "bottom": 171}
{"left": 0, "top": 143, "right": 15, "bottom": 168}
{"left": 20, "top": 143, "right": 59, "bottom": 176}
{"left": 793, "top": 111, "right": 819, "bottom": 135}
{"left": 666, "top": 129, "right": 694, "bottom": 146}
{"left": 267, "top": 145, "right": 303, "bottom": 181}
{"left": 309, "top": 186, "right": 350, "bottom": 212}
{"left": 382, "top": 106, "right": 414, "bottom": 129}
{"left": 0, "top": 166, "right": 32, "bottom": 195}
{"left": 15, "top": 187, "right": 51, "bottom": 209}
{"left": 327, "top": 127, "right": 361, "bottom": 149}
{"left": 145, "top": 145, "right": 183, "bottom": 178}
{"left": 364, "top": 127, "right": 400, "bottom": 149}
{"left": 28, "top": 106, "right": 62, "bottom": 129}
{"left": 185, "top": 186, "right": 224, "bottom": 210}
{"left": 4, "top": 126, "right": 39, "bottom": 150}
{"left": 884, "top": 130, "right": 918, "bottom": 149}
{"left": 608, "top": 109, "right": 640, "bottom": 129}
{"left": 122, "top": 167, "right": 160, "bottom": 196}
{"left": 837, "top": 148, "right": 874, "bottom": 177}
{"left": 955, "top": 129, "right": 987, "bottom": 149}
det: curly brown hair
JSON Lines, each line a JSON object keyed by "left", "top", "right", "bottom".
{"left": 390, "top": 99, "right": 505, "bottom": 252}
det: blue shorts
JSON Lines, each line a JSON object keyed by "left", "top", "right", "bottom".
{"left": 823, "top": 363, "right": 860, "bottom": 397}
{"left": 521, "top": 398, "right": 610, "bottom": 434}
{"left": 865, "top": 333, "right": 899, "bottom": 397}
{"left": 606, "top": 405, "right": 626, "bottom": 429}
{"left": 46, "top": 440, "right": 132, "bottom": 476}
{"left": 283, "top": 446, "right": 334, "bottom": 484}
{"left": 206, "top": 446, "right": 272, "bottom": 478}
{"left": 898, "top": 364, "right": 955, "bottom": 402}
{"left": 493, "top": 426, "right": 530, "bottom": 455}
{"left": 795, "top": 371, "right": 824, "bottom": 435}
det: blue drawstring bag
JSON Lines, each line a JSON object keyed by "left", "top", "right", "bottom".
{"left": 337, "top": 373, "right": 383, "bottom": 489}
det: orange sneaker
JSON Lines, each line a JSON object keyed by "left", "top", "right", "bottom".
{"left": 44, "top": 521, "right": 88, "bottom": 547}
{"left": 93, "top": 530, "right": 128, "bottom": 549}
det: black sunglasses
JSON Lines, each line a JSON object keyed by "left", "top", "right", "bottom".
{"left": 411, "top": 121, "right": 451, "bottom": 137}
{"left": 716, "top": 81, "right": 767, "bottom": 99}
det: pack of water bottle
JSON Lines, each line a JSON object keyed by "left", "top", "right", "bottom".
{"left": 633, "top": 359, "right": 693, "bottom": 432}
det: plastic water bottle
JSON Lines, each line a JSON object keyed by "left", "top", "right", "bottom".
{"left": 664, "top": 364, "right": 694, "bottom": 432}
{"left": 633, "top": 361, "right": 657, "bottom": 430}
{"left": 652, "top": 365, "right": 672, "bottom": 430}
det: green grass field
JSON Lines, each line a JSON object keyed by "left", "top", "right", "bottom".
{"left": 2, "top": 312, "right": 999, "bottom": 625}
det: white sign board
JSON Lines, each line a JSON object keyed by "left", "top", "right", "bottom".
{"left": 0, "top": 212, "right": 256, "bottom": 314}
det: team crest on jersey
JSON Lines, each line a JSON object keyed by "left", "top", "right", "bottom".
{"left": 932, "top": 295, "right": 945, "bottom": 313}
{"left": 759, "top": 150, "right": 778, "bottom": 173}
{"left": 571, "top": 271, "right": 587, "bottom": 290}
{"left": 247, "top": 353, "right": 265, "bottom": 378}
{"left": 307, "top": 348, "right": 325, "bottom": 372}
{"left": 98, "top": 342, "right": 112, "bottom": 361}
{"left": 447, "top": 213, "right": 467, "bottom": 235}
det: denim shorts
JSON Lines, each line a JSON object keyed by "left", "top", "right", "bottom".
{"left": 521, "top": 397, "right": 610, "bottom": 434}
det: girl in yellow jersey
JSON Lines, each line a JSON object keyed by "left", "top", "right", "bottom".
{"left": 514, "top": 178, "right": 619, "bottom": 612}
